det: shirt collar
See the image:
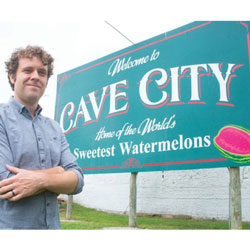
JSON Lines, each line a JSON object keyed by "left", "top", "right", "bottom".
{"left": 9, "top": 97, "right": 43, "bottom": 118}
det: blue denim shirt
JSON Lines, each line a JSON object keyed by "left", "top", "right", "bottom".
{"left": 0, "top": 97, "right": 84, "bottom": 229}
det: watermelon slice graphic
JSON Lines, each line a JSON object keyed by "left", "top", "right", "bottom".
{"left": 214, "top": 125, "right": 250, "bottom": 163}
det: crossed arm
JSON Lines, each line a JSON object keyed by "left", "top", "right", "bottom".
{"left": 0, "top": 164, "right": 78, "bottom": 201}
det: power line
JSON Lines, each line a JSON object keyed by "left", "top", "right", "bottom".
{"left": 104, "top": 20, "right": 134, "bottom": 45}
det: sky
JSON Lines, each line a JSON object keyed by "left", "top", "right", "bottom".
{"left": 0, "top": 0, "right": 249, "bottom": 247}
{"left": 0, "top": 0, "right": 247, "bottom": 119}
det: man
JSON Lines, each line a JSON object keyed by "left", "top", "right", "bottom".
{"left": 0, "top": 45, "right": 84, "bottom": 229}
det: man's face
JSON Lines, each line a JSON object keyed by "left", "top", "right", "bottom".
{"left": 9, "top": 56, "right": 48, "bottom": 106}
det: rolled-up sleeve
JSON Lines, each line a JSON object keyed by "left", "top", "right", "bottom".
{"left": 59, "top": 129, "right": 84, "bottom": 195}
{"left": 0, "top": 116, "right": 15, "bottom": 182}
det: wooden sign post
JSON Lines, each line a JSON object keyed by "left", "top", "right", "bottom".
{"left": 66, "top": 195, "right": 73, "bottom": 220}
{"left": 129, "top": 172, "right": 138, "bottom": 227}
{"left": 228, "top": 167, "right": 242, "bottom": 229}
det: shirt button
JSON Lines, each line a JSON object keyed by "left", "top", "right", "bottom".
{"left": 47, "top": 203, "right": 50, "bottom": 207}
{"left": 42, "top": 159, "right": 45, "bottom": 163}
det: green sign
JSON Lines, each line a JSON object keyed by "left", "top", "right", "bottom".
{"left": 55, "top": 21, "right": 250, "bottom": 174}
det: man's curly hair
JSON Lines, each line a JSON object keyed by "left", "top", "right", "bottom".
{"left": 5, "top": 45, "right": 54, "bottom": 90}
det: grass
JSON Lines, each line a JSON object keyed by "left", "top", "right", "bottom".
{"left": 59, "top": 202, "right": 250, "bottom": 230}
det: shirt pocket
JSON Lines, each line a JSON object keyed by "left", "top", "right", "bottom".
{"left": 48, "top": 136, "right": 61, "bottom": 167}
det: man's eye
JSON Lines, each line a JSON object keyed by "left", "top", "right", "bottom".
{"left": 23, "top": 69, "right": 32, "bottom": 73}
{"left": 39, "top": 71, "right": 47, "bottom": 76}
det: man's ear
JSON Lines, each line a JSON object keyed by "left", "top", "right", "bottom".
{"left": 9, "top": 74, "right": 15, "bottom": 86}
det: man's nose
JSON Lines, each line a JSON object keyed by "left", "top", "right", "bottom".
{"left": 30, "top": 70, "right": 39, "bottom": 79}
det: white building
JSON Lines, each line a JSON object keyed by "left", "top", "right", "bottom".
{"left": 72, "top": 166, "right": 250, "bottom": 221}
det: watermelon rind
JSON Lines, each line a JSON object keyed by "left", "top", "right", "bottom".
{"left": 214, "top": 125, "right": 250, "bottom": 164}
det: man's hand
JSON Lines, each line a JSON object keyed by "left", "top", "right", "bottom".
{"left": 0, "top": 165, "right": 45, "bottom": 201}
{"left": 0, "top": 164, "right": 78, "bottom": 201}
